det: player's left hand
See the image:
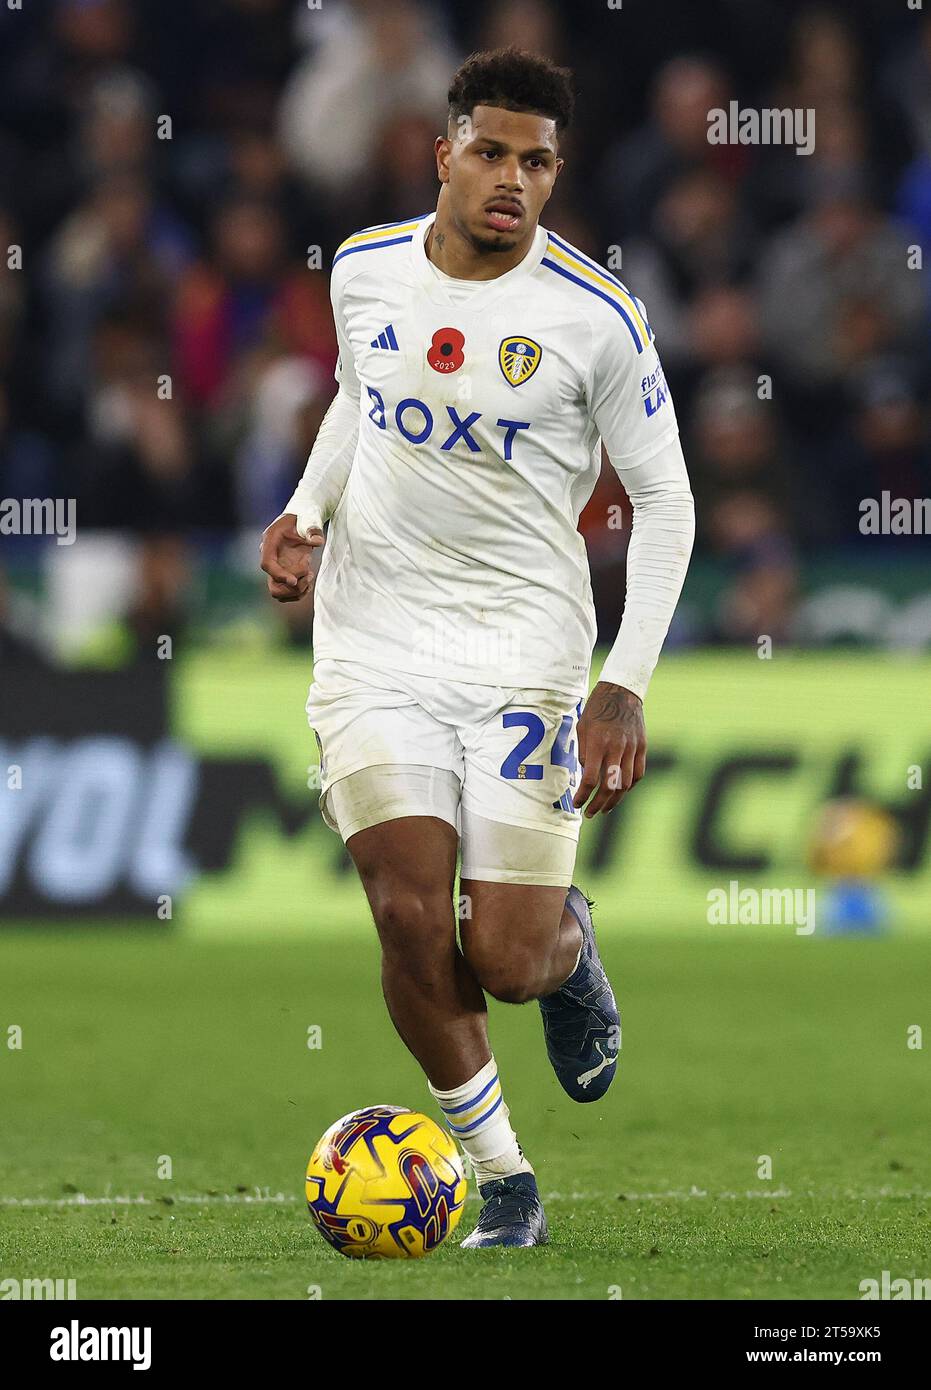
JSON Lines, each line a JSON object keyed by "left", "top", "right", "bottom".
{"left": 573, "top": 681, "right": 646, "bottom": 817}
{"left": 260, "top": 513, "right": 323, "bottom": 603}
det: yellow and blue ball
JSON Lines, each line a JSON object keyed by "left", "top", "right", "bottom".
{"left": 305, "top": 1105, "right": 467, "bottom": 1258}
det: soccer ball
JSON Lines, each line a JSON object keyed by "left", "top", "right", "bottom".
{"left": 305, "top": 1104, "right": 467, "bottom": 1258}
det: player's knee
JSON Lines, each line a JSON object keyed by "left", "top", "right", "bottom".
{"left": 467, "top": 943, "right": 541, "bottom": 1005}
{"left": 482, "top": 968, "right": 540, "bottom": 1005}
{"left": 369, "top": 883, "right": 450, "bottom": 968}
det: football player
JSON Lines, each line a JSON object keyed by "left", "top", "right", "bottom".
{"left": 261, "top": 47, "right": 695, "bottom": 1248}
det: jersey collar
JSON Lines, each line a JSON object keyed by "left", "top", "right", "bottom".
{"left": 410, "top": 209, "right": 548, "bottom": 306}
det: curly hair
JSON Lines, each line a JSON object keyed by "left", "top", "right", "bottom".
{"left": 448, "top": 47, "right": 575, "bottom": 132}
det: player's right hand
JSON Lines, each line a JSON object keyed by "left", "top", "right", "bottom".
{"left": 259, "top": 513, "right": 324, "bottom": 603}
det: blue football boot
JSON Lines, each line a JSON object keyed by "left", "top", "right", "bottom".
{"left": 460, "top": 1172, "right": 548, "bottom": 1249}
{"left": 538, "top": 886, "right": 620, "bottom": 1102}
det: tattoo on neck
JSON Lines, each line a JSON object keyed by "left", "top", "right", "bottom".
{"left": 434, "top": 232, "right": 445, "bottom": 250}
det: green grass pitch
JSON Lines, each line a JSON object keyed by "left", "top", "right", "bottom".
{"left": 1, "top": 928, "right": 928, "bottom": 1300}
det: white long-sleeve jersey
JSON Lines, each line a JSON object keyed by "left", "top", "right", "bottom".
{"left": 285, "top": 211, "right": 694, "bottom": 700}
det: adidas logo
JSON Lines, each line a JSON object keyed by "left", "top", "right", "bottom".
{"left": 370, "top": 323, "right": 399, "bottom": 350}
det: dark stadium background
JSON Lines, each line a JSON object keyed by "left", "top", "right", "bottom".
{"left": 1, "top": 0, "right": 928, "bottom": 660}
{"left": 0, "top": 0, "right": 928, "bottom": 1303}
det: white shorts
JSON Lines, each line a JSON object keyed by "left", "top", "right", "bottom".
{"left": 306, "top": 659, "right": 584, "bottom": 887}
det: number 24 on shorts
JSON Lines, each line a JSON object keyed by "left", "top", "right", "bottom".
{"left": 499, "top": 707, "right": 581, "bottom": 781}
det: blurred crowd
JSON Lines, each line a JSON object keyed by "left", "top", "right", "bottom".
{"left": 0, "top": 0, "right": 929, "bottom": 662}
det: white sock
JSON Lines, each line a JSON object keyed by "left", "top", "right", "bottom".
{"left": 429, "top": 1056, "right": 533, "bottom": 1188}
